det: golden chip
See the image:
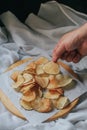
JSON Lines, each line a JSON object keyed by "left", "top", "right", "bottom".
{"left": 43, "top": 61, "right": 60, "bottom": 74}
{"left": 44, "top": 90, "right": 60, "bottom": 99}
{"left": 20, "top": 83, "right": 35, "bottom": 94}
{"left": 47, "top": 75, "right": 59, "bottom": 89}
{"left": 31, "top": 97, "right": 53, "bottom": 113}
{"left": 12, "top": 74, "right": 24, "bottom": 91}
{"left": 51, "top": 88, "right": 64, "bottom": 95}
{"left": 25, "top": 61, "right": 36, "bottom": 71}
{"left": 36, "top": 64, "right": 45, "bottom": 75}
{"left": 20, "top": 99, "right": 32, "bottom": 110}
{"left": 22, "top": 78, "right": 35, "bottom": 86}
{"left": 23, "top": 73, "right": 33, "bottom": 84}
{"left": 55, "top": 73, "right": 64, "bottom": 80}
{"left": 35, "top": 56, "right": 49, "bottom": 65}
{"left": 10, "top": 70, "right": 21, "bottom": 82}
{"left": 35, "top": 76, "right": 49, "bottom": 88}
{"left": 52, "top": 96, "right": 70, "bottom": 109}
{"left": 56, "top": 75, "right": 73, "bottom": 88}
{"left": 21, "top": 90, "right": 36, "bottom": 102}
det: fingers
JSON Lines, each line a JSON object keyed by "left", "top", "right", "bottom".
{"left": 72, "top": 53, "right": 82, "bottom": 63}
{"left": 52, "top": 43, "right": 65, "bottom": 62}
{"left": 61, "top": 50, "right": 82, "bottom": 63}
{"left": 52, "top": 44, "right": 82, "bottom": 63}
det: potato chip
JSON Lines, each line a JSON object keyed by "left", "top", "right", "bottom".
{"left": 44, "top": 90, "right": 60, "bottom": 99}
{"left": 35, "top": 57, "right": 49, "bottom": 65}
{"left": 43, "top": 61, "right": 60, "bottom": 74}
{"left": 23, "top": 69, "right": 36, "bottom": 75}
{"left": 52, "top": 96, "right": 70, "bottom": 109}
{"left": 36, "top": 64, "right": 45, "bottom": 75}
{"left": 50, "top": 88, "right": 64, "bottom": 95}
{"left": 22, "top": 79, "right": 35, "bottom": 86}
{"left": 20, "top": 83, "right": 35, "bottom": 94}
{"left": 10, "top": 70, "right": 21, "bottom": 82}
{"left": 20, "top": 99, "right": 32, "bottom": 110}
{"left": 31, "top": 97, "right": 53, "bottom": 113}
{"left": 21, "top": 90, "right": 36, "bottom": 102}
{"left": 55, "top": 73, "right": 64, "bottom": 80}
{"left": 12, "top": 74, "right": 24, "bottom": 91}
{"left": 23, "top": 73, "right": 33, "bottom": 84}
{"left": 47, "top": 75, "right": 59, "bottom": 89}
{"left": 38, "top": 87, "right": 43, "bottom": 97}
{"left": 35, "top": 76, "right": 49, "bottom": 88}
{"left": 25, "top": 61, "right": 36, "bottom": 71}
{"left": 56, "top": 75, "right": 73, "bottom": 88}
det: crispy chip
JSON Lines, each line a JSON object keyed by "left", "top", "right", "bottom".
{"left": 20, "top": 83, "right": 35, "bottom": 94}
{"left": 12, "top": 74, "right": 24, "bottom": 91}
{"left": 56, "top": 75, "right": 73, "bottom": 88}
{"left": 43, "top": 61, "right": 60, "bottom": 74}
{"left": 50, "top": 88, "right": 64, "bottom": 95}
{"left": 23, "top": 73, "right": 33, "bottom": 84}
{"left": 31, "top": 97, "right": 53, "bottom": 113}
{"left": 36, "top": 64, "right": 45, "bottom": 75}
{"left": 21, "top": 90, "right": 36, "bottom": 102}
{"left": 22, "top": 78, "right": 35, "bottom": 86}
{"left": 52, "top": 96, "right": 70, "bottom": 109}
{"left": 55, "top": 74, "right": 64, "bottom": 80}
{"left": 20, "top": 99, "right": 32, "bottom": 110}
{"left": 35, "top": 57, "right": 49, "bottom": 65}
{"left": 44, "top": 90, "right": 60, "bottom": 99}
{"left": 25, "top": 61, "right": 36, "bottom": 71}
{"left": 35, "top": 76, "right": 49, "bottom": 88}
{"left": 47, "top": 75, "right": 59, "bottom": 89}
{"left": 10, "top": 70, "right": 21, "bottom": 82}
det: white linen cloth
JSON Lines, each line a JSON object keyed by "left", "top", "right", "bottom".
{"left": 0, "top": 1, "right": 87, "bottom": 130}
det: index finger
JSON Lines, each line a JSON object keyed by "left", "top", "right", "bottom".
{"left": 52, "top": 44, "right": 65, "bottom": 62}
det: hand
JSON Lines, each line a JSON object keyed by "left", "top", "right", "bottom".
{"left": 52, "top": 23, "right": 87, "bottom": 63}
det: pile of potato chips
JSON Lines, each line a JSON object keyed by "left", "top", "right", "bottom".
{"left": 10, "top": 57, "right": 73, "bottom": 113}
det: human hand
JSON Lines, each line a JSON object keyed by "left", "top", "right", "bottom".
{"left": 52, "top": 23, "right": 87, "bottom": 63}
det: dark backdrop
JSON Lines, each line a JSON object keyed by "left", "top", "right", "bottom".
{"left": 0, "top": 0, "right": 87, "bottom": 22}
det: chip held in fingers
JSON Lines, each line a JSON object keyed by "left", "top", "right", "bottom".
{"left": 10, "top": 56, "right": 74, "bottom": 113}
{"left": 43, "top": 61, "right": 60, "bottom": 74}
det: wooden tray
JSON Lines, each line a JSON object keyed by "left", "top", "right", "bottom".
{"left": 0, "top": 58, "right": 79, "bottom": 122}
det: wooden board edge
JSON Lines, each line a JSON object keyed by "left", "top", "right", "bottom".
{"left": 45, "top": 98, "right": 79, "bottom": 122}
{"left": 5, "top": 57, "right": 32, "bottom": 72}
{"left": 0, "top": 89, "right": 26, "bottom": 120}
